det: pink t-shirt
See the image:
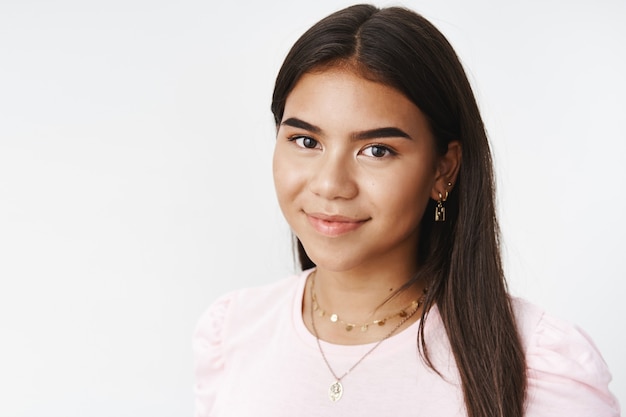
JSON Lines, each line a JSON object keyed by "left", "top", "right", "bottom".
{"left": 193, "top": 270, "right": 620, "bottom": 417}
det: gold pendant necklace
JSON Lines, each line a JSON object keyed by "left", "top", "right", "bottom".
{"left": 309, "top": 271, "right": 424, "bottom": 402}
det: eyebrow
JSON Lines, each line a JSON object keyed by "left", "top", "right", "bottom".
{"left": 281, "top": 117, "right": 322, "bottom": 134}
{"left": 281, "top": 117, "right": 412, "bottom": 140}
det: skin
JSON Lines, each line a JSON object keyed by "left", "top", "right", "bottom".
{"left": 273, "top": 67, "right": 461, "bottom": 344}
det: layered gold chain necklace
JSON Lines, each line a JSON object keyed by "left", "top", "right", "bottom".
{"left": 309, "top": 271, "right": 425, "bottom": 402}
{"left": 312, "top": 288, "right": 419, "bottom": 332}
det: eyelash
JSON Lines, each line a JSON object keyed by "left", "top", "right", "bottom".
{"left": 288, "top": 135, "right": 397, "bottom": 159}
{"left": 362, "top": 144, "right": 397, "bottom": 158}
{"left": 289, "top": 135, "right": 320, "bottom": 149}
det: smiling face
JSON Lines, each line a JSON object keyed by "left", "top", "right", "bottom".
{"left": 273, "top": 67, "right": 454, "bottom": 275}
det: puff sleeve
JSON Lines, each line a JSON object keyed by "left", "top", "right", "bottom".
{"left": 525, "top": 311, "right": 620, "bottom": 416}
{"left": 193, "top": 295, "right": 231, "bottom": 417}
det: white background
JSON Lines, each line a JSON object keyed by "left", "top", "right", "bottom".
{"left": 1, "top": 0, "right": 624, "bottom": 415}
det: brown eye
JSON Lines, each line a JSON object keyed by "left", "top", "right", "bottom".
{"left": 303, "top": 137, "right": 317, "bottom": 148}
{"left": 362, "top": 144, "right": 394, "bottom": 158}
{"left": 292, "top": 136, "right": 320, "bottom": 149}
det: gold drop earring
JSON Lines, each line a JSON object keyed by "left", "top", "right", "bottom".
{"left": 435, "top": 182, "right": 452, "bottom": 222}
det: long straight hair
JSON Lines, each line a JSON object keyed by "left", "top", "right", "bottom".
{"left": 271, "top": 5, "right": 526, "bottom": 417}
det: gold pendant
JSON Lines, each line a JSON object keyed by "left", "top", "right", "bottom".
{"left": 329, "top": 381, "right": 343, "bottom": 402}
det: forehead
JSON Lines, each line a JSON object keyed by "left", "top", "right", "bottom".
{"left": 283, "top": 68, "right": 428, "bottom": 135}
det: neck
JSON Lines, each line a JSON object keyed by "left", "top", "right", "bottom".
{"left": 315, "top": 267, "right": 423, "bottom": 308}
{"left": 304, "top": 267, "right": 426, "bottom": 345}
{"left": 312, "top": 264, "right": 423, "bottom": 321}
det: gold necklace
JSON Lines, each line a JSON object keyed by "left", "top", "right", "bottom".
{"left": 311, "top": 287, "right": 419, "bottom": 332}
{"left": 309, "top": 271, "right": 425, "bottom": 402}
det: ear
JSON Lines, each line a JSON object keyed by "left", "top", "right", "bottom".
{"left": 431, "top": 141, "right": 461, "bottom": 200}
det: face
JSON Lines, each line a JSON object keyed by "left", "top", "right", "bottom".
{"left": 273, "top": 68, "right": 449, "bottom": 275}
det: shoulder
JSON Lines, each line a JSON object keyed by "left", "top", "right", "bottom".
{"left": 511, "top": 298, "right": 620, "bottom": 417}
{"left": 193, "top": 271, "right": 308, "bottom": 417}
{"left": 194, "top": 271, "right": 307, "bottom": 348}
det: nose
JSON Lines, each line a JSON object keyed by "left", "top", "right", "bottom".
{"left": 307, "top": 152, "right": 358, "bottom": 200}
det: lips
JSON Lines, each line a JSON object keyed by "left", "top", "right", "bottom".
{"left": 306, "top": 212, "right": 369, "bottom": 237}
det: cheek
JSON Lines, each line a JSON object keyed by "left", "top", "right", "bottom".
{"left": 380, "top": 171, "right": 434, "bottom": 223}
{"left": 272, "top": 146, "right": 301, "bottom": 207}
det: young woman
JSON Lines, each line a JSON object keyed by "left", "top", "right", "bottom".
{"left": 194, "top": 4, "right": 620, "bottom": 417}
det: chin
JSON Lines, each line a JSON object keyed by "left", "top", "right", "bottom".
{"left": 301, "top": 244, "right": 367, "bottom": 273}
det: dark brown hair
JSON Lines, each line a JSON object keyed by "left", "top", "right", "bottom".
{"left": 271, "top": 5, "right": 526, "bottom": 417}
